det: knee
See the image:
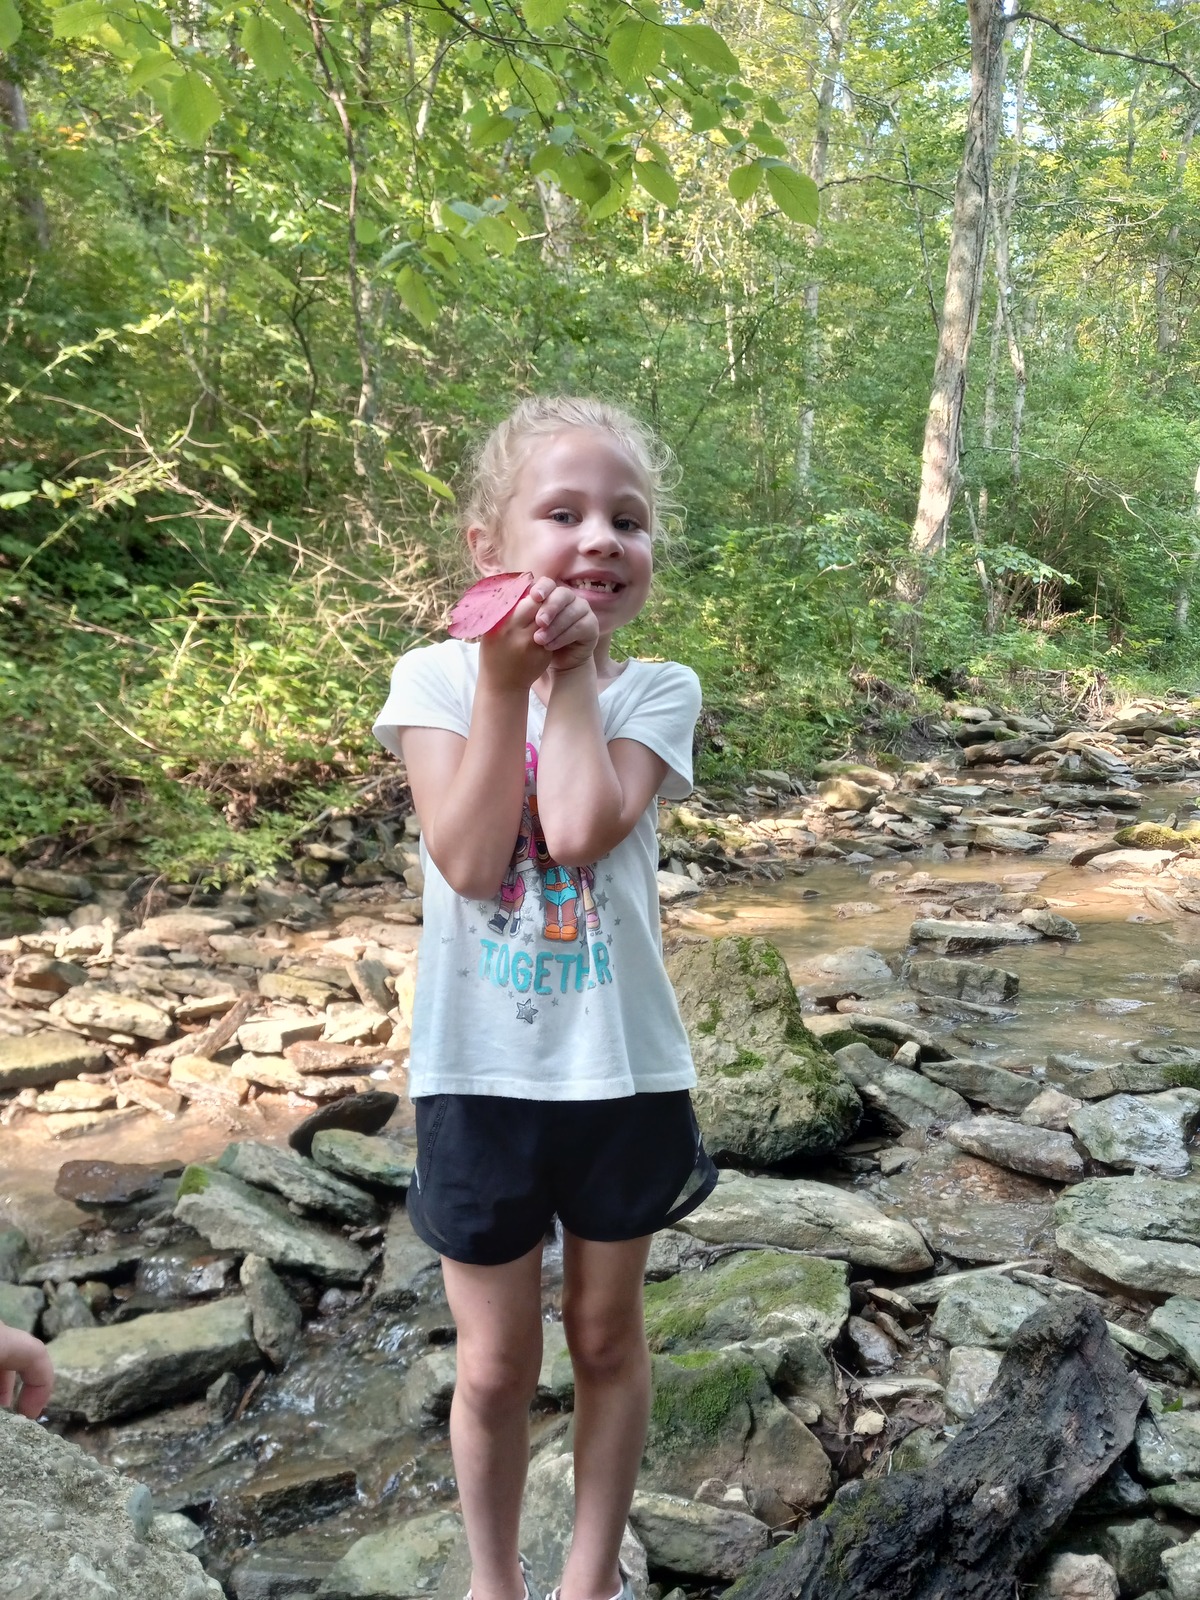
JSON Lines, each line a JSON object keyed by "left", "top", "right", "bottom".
{"left": 455, "top": 1344, "right": 540, "bottom": 1414}
{"left": 563, "top": 1310, "right": 647, "bottom": 1386}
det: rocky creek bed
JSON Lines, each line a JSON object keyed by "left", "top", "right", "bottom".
{"left": 6, "top": 695, "right": 1200, "bottom": 1597}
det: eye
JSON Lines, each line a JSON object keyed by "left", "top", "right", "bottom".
{"left": 615, "top": 515, "right": 644, "bottom": 533}
{"left": 548, "top": 509, "right": 576, "bottom": 524}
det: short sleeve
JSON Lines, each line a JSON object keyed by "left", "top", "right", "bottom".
{"left": 607, "top": 662, "right": 701, "bottom": 800}
{"left": 372, "top": 642, "right": 473, "bottom": 757}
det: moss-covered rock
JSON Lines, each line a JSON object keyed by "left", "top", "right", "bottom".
{"left": 665, "top": 936, "right": 860, "bottom": 1166}
{"left": 1113, "top": 821, "right": 1200, "bottom": 854}
{"left": 643, "top": 1249, "right": 850, "bottom": 1350}
{"left": 644, "top": 1349, "right": 832, "bottom": 1524}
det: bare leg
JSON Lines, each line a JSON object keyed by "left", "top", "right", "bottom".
{"left": 443, "top": 1245, "right": 545, "bottom": 1600}
{"left": 558, "top": 1232, "right": 653, "bottom": 1600}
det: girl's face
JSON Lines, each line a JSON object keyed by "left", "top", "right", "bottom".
{"left": 471, "top": 427, "right": 654, "bottom": 641}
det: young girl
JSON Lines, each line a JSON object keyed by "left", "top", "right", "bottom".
{"left": 373, "top": 397, "right": 717, "bottom": 1600}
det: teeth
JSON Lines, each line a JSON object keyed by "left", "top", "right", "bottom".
{"left": 571, "top": 580, "right": 618, "bottom": 592}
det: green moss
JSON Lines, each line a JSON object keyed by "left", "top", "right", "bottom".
{"left": 695, "top": 997, "right": 722, "bottom": 1036}
{"left": 716, "top": 1048, "right": 766, "bottom": 1078}
{"left": 824, "top": 1481, "right": 907, "bottom": 1579}
{"left": 1114, "top": 822, "right": 1200, "bottom": 853}
{"left": 643, "top": 1249, "right": 848, "bottom": 1352}
{"left": 648, "top": 1354, "right": 759, "bottom": 1446}
{"left": 1168, "top": 1064, "right": 1200, "bottom": 1090}
{"left": 176, "top": 1164, "right": 213, "bottom": 1198}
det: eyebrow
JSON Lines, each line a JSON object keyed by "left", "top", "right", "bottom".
{"left": 536, "top": 485, "right": 651, "bottom": 514}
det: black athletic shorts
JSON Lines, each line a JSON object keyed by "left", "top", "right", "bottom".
{"left": 406, "top": 1090, "right": 719, "bottom": 1266}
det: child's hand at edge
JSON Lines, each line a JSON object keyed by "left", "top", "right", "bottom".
{"left": 0, "top": 1321, "right": 55, "bottom": 1418}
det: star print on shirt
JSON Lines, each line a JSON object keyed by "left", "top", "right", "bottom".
{"left": 457, "top": 968, "right": 470, "bottom": 978}
{"left": 594, "top": 891, "right": 609, "bottom": 910}
{"left": 467, "top": 925, "right": 477, "bottom": 935}
{"left": 516, "top": 1000, "right": 538, "bottom": 1024}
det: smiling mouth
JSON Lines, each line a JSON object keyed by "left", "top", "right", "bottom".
{"left": 567, "top": 579, "right": 623, "bottom": 593}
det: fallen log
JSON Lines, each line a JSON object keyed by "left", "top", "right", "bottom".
{"left": 723, "top": 1298, "right": 1144, "bottom": 1600}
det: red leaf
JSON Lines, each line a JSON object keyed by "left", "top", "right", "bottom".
{"left": 447, "top": 571, "right": 535, "bottom": 639}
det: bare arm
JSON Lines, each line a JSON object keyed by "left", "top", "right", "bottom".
{"left": 535, "top": 661, "right": 668, "bottom": 864}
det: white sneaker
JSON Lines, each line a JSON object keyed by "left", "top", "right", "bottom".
{"left": 548, "top": 1563, "right": 633, "bottom": 1600}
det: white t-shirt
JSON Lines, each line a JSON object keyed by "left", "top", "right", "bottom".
{"left": 373, "top": 639, "right": 701, "bottom": 1100}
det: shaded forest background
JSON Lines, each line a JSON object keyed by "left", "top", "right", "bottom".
{"left": 1, "top": 0, "right": 1197, "bottom": 878}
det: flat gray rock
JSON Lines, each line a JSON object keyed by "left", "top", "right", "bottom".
{"left": 1147, "top": 1296, "right": 1200, "bottom": 1381}
{"left": 944, "top": 1346, "right": 1002, "bottom": 1420}
{"left": 629, "top": 1489, "right": 769, "bottom": 1581}
{"left": 46, "top": 1297, "right": 257, "bottom": 1423}
{"left": 908, "top": 958, "right": 1019, "bottom": 1006}
{"left": 944, "top": 1115, "right": 1085, "bottom": 1183}
{"left": 835, "top": 1043, "right": 969, "bottom": 1130}
{"left": 319, "top": 1508, "right": 463, "bottom": 1599}
{"left": 1162, "top": 1534, "right": 1200, "bottom": 1600}
{"left": 1057, "top": 1224, "right": 1200, "bottom": 1298}
{"left": 241, "top": 1255, "right": 302, "bottom": 1368}
{"left": 311, "top": 1129, "right": 415, "bottom": 1189}
{"left": 373, "top": 1210, "right": 441, "bottom": 1311}
{"left": 1135, "top": 1409, "right": 1200, "bottom": 1484}
{"left": 931, "top": 1275, "right": 1046, "bottom": 1347}
{"left": 910, "top": 919, "right": 1039, "bottom": 951}
{"left": 921, "top": 1059, "right": 1041, "bottom": 1114}
{"left": 0, "top": 1282, "right": 44, "bottom": 1335}
{"left": 1056, "top": 1177, "right": 1200, "bottom": 1243}
{"left": 175, "top": 1166, "right": 371, "bottom": 1285}
{"left": 0, "top": 1029, "right": 107, "bottom": 1090}
{"left": 49, "top": 985, "right": 173, "bottom": 1042}
{"left": 217, "top": 1140, "right": 380, "bottom": 1227}
{"left": 676, "top": 1169, "right": 932, "bottom": 1272}
{"left": 643, "top": 1248, "right": 850, "bottom": 1349}
{"left": 1069, "top": 1091, "right": 1200, "bottom": 1177}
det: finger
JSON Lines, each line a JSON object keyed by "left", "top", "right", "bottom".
{"left": 17, "top": 1375, "right": 54, "bottom": 1419}
{"left": 0, "top": 1372, "right": 13, "bottom": 1409}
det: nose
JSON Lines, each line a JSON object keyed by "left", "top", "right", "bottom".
{"left": 580, "top": 513, "right": 622, "bottom": 555}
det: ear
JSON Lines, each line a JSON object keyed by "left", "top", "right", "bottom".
{"left": 467, "top": 523, "right": 505, "bottom": 575}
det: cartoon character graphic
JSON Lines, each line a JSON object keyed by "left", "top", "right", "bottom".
{"left": 487, "top": 739, "right": 604, "bottom": 945}
{"left": 488, "top": 799, "right": 537, "bottom": 935}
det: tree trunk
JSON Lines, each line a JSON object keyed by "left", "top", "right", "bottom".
{"left": 905, "top": 0, "right": 1008, "bottom": 589}
{"left": 723, "top": 1299, "right": 1143, "bottom": 1600}
{"left": 794, "top": 0, "right": 844, "bottom": 492}
{"left": 989, "top": 24, "right": 1034, "bottom": 486}
{"left": 1174, "top": 461, "right": 1200, "bottom": 634}
{"left": 0, "top": 75, "right": 50, "bottom": 250}
{"left": 1156, "top": 106, "right": 1199, "bottom": 354}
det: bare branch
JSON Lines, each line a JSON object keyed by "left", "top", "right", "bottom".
{"left": 1012, "top": 13, "right": 1200, "bottom": 91}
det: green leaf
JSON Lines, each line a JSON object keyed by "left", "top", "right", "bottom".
{"left": 607, "top": 18, "right": 662, "bottom": 86}
{"left": 397, "top": 265, "right": 438, "bottom": 329}
{"left": 688, "top": 97, "right": 721, "bottom": 134}
{"left": 406, "top": 466, "right": 455, "bottom": 500}
{"left": 590, "top": 170, "right": 632, "bottom": 220}
{"left": 760, "top": 95, "right": 787, "bottom": 124}
{"left": 0, "top": 0, "right": 22, "bottom": 51}
{"left": 672, "top": 23, "right": 738, "bottom": 75}
{"left": 556, "top": 152, "right": 612, "bottom": 206}
{"left": 470, "top": 114, "right": 512, "bottom": 148}
{"left": 523, "top": 0, "right": 568, "bottom": 28}
{"left": 634, "top": 158, "right": 679, "bottom": 207}
{"left": 242, "top": 14, "right": 291, "bottom": 81}
{"left": 355, "top": 217, "right": 381, "bottom": 244}
{"left": 51, "top": 0, "right": 105, "bottom": 39}
{"left": 0, "top": 491, "right": 33, "bottom": 510}
{"left": 167, "top": 71, "right": 222, "bottom": 146}
{"left": 727, "top": 161, "right": 762, "bottom": 201}
{"left": 749, "top": 120, "right": 788, "bottom": 158}
{"left": 262, "top": 0, "right": 311, "bottom": 50}
{"left": 128, "top": 50, "right": 177, "bottom": 91}
{"left": 763, "top": 162, "right": 818, "bottom": 225}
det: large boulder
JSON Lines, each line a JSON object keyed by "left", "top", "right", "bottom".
{"left": 643, "top": 1348, "right": 832, "bottom": 1525}
{"left": 1056, "top": 1177, "right": 1200, "bottom": 1297}
{"left": 665, "top": 937, "right": 860, "bottom": 1165}
{"left": 46, "top": 1297, "right": 258, "bottom": 1424}
{"left": 320, "top": 1508, "right": 464, "bottom": 1599}
{"left": 0, "top": 1029, "right": 107, "bottom": 1090}
{"left": 0, "top": 1411, "right": 223, "bottom": 1598}
{"left": 677, "top": 1170, "right": 932, "bottom": 1273}
{"left": 175, "top": 1165, "right": 371, "bottom": 1285}
{"left": 643, "top": 1248, "right": 850, "bottom": 1349}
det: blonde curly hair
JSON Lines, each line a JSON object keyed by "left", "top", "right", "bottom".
{"left": 461, "top": 396, "right": 678, "bottom": 548}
